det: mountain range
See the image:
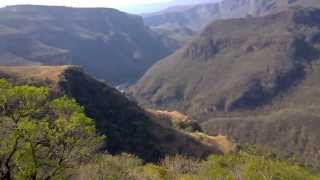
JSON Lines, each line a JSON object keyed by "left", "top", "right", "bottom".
{"left": 1, "top": 0, "right": 320, "bottom": 174}
{"left": 130, "top": 7, "right": 320, "bottom": 165}
{"left": 144, "top": 0, "right": 320, "bottom": 43}
{"left": 121, "top": 0, "right": 218, "bottom": 14}
{"left": 0, "top": 5, "right": 177, "bottom": 85}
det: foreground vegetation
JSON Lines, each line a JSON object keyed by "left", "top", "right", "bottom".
{"left": 76, "top": 151, "right": 320, "bottom": 180}
{"left": 0, "top": 80, "right": 104, "bottom": 179}
{"left": 0, "top": 80, "right": 319, "bottom": 180}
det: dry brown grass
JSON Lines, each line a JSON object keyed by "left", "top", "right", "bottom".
{"left": 148, "top": 109, "right": 236, "bottom": 155}
{"left": 147, "top": 109, "right": 190, "bottom": 128}
{"left": 0, "top": 65, "right": 70, "bottom": 85}
{"left": 149, "top": 109, "right": 189, "bottom": 123}
{"left": 190, "top": 133, "right": 236, "bottom": 154}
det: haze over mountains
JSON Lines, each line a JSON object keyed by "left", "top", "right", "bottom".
{"left": 122, "top": 0, "right": 218, "bottom": 14}
{"left": 0, "top": 5, "right": 177, "bottom": 84}
{"left": 144, "top": 0, "right": 320, "bottom": 43}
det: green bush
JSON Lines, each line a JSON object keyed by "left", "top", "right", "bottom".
{"left": 197, "top": 152, "right": 318, "bottom": 180}
{"left": 76, "top": 153, "right": 145, "bottom": 180}
{"left": 0, "top": 80, "right": 104, "bottom": 180}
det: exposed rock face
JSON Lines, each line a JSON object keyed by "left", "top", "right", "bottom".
{"left": 144, "top": 0, "right": 320, "bottom": 43}
{"left": 143, "top": 3, "right": 221, "bottom": 43}
{"left": 131, "top": 8, "right": 320, "bottom": 164}
{"left": 218, "top": 0, "right": 318, "bottom": 17}
{"left": 0, "top": 5, "right": 177, "bottom": 84}
{"left": 145, "top": 3, "right": 222, "bottom": 31}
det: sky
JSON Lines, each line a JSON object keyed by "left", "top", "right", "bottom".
{"left": 0, "top": 0, "right": 171, "bottom": 8}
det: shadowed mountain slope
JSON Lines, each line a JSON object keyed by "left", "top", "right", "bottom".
{"left": 0, "top": 65, "right": 228, "bottom": 162}
{"left": 130, "top": 7, "right": 320, "bottom": 165}
{"left": 0, "top": 5, "right": 177, "bottom": 84}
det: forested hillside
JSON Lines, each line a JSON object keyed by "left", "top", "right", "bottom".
{"left": 131, "top": 7, "right": 320, "bottom": 166}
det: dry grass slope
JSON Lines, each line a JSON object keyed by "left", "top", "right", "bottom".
{"left": 0, "top": 65, "right": 70, "bottom": 86}
{"left": 147, "top": 109, "right": 236, "bottom": 154}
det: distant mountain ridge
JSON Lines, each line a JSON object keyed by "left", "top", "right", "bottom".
{"left": 122, "top": 0, "right": 218, "bottom": 14}
{"left": 144, "top": 0, "right": 320, "bottom": 43}
{"left": 0, "top": 5, "right": 177, "bottom": 84}
{"left": 143, "top": 3, "right": 221, "bottom": 43}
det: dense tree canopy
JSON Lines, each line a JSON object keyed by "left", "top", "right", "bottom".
{"left": 0, "top": 80, "right": 104, "bottom": 180}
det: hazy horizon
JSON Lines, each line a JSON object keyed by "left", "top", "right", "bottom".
{"left": 0, "top": 0, "right": 218, "bottom": 13}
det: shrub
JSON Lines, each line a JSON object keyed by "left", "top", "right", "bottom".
{"left": 160, "top": 155, "right": 200, "bottom": 174}
{"left": 0, "top": 80, "right": 104, "bottom": 180}
{"left": 76, "top": 153, "right": 145, "bottom": 180}
{"left": 197, "top": 153, "right": 319, "bottom": 180}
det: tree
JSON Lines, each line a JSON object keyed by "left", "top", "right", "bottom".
{"left": 0, "top": 80, "right": 104, "bottom": 180}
